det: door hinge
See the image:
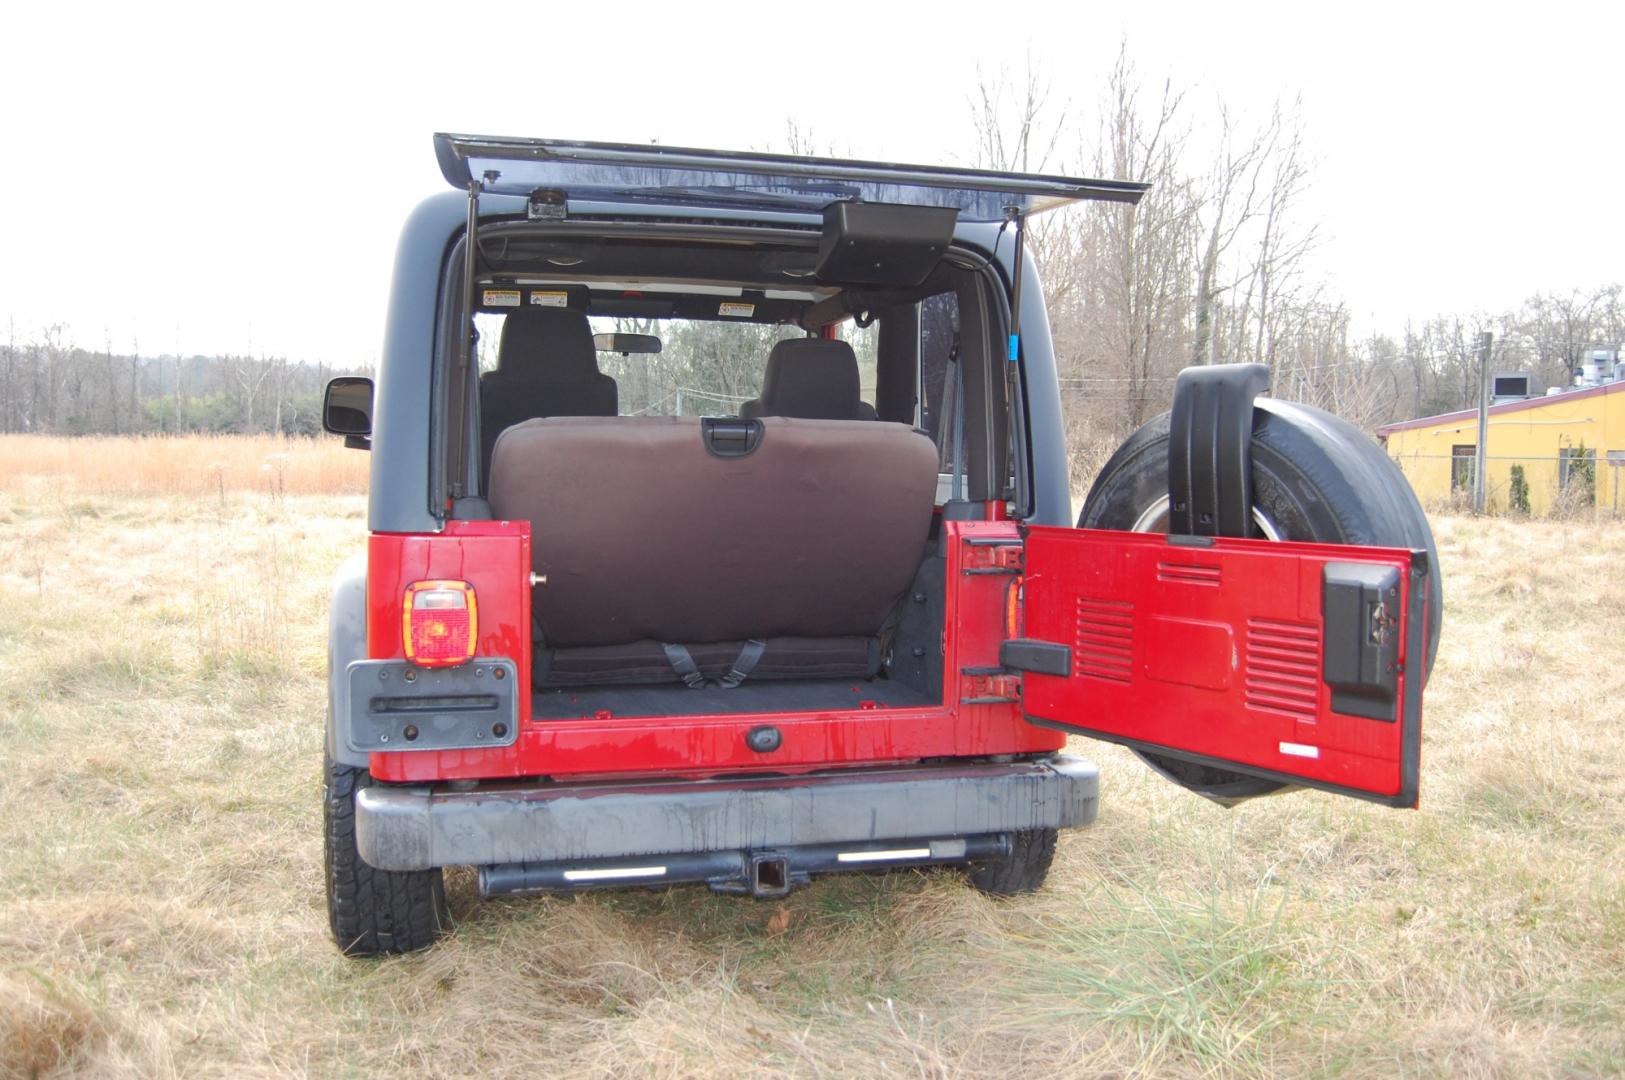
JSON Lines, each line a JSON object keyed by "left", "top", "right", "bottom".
{"left": 961, "top": 542, "right": 1023, "bottom": 576}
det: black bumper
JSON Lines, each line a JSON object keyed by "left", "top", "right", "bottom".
{"left": 355, "top": 756, "right": 1099, "bottom": 873}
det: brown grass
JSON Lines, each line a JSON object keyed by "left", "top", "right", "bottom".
{"left": 0, "top": 974, "right": 102, "bottom": 1078}
{"left": 0, "top": 440, "right": 1622, "bottom": 1077}
{"left": 0, "top": 434, "right": 367, "bottom": 499}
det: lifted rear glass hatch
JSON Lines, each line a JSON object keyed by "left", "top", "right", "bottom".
{"left": 435, "top": 133, "right": 1148, "bottom": 220}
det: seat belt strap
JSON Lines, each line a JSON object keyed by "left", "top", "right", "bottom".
{"left": 718, "top": 639, "right": 767, "bottom": 689}
{"left": 661, "top": 643, "right": 707, "bottom": 689}
{"left": 950, "top": 342, "right": 966, "bottom": 502}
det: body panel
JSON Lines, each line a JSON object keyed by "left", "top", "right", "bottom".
{"left": 366, "top": 520, "right": 532, "bottom": 775}
{"left": 366, "top": 519, "right": 1064, "bottom": 784}
{"left": 1020, "top": 526, "right": 1425, "bottom": 805}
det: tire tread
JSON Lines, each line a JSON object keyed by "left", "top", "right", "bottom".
{"left": 324, "top": 756, "right": 448, "bottom": 956}
{"left": 968, "top": 828, "right": 1057, "bottom": 896}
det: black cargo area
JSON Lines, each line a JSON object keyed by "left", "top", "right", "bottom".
{"left": 532, "top": 677, "right": 937, "bottom": 721}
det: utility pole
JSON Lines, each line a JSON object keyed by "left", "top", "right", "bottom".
{"left": 1474, "top": 331, "right": 1492, "bottom": 514}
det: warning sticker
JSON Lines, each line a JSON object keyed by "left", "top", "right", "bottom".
{"left": 483, "top": 289, "right": 521, "bottom": 307}
{"left": 529, "top": 291, "right": 569, "bottom": 308}
{"left": 718, "top": 301, "right": 755, "bottom": 318}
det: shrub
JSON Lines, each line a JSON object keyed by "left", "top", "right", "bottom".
{"left": 1508, "top": 464, "right": 1530, "bottom": 515}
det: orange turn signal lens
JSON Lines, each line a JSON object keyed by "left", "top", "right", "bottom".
{"left": 403, "top": 580, "right": 477, "bottom": 667}
{"left": 1006, "top": 576, "right": 1024, "bottom": 640}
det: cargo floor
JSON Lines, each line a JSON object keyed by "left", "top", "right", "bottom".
{"left": 531, "top": 678, "right": 937, "bottom": 720}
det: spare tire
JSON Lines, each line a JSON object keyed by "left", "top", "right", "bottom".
{"left": 1079, "top": 398, "right": 1441, "bottom": 805}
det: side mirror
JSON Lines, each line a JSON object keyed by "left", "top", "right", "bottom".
{"left": 592, "top": 333, "right": 662, "bottom": 355}
{"left": 323, "top": 376, "right": 374, "bottom": 448}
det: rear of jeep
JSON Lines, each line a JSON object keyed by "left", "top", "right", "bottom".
{"left": 321, "top": 136, "right": 1437, "bottom": 955}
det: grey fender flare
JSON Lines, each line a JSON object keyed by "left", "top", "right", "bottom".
{"left": 327, "top": 551, "right": 370, "bottom": 768}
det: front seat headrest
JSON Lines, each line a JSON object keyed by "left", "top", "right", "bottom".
{"left": 739, "top": 338, "right": 873, "bottom": 420}
{"left": 495, "top": 307, "right": 600, "bottom": 384}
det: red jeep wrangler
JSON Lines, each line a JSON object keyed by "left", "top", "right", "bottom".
{"left": 319, "top": 135, "right": 1439, "bottom": 955}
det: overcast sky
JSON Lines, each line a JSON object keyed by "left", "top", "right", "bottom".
{"left": 1, "top": 1, "right": 1619, "bottom": 367}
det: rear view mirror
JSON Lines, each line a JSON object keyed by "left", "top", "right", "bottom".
{"left": 593, "top": 333, "right": 662, "bottom": 355}
{"left": 323, "top": 376, "right": 374, "bottom": 447}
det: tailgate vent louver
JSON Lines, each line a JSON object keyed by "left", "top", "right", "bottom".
{"left": 1243, "top": 618, "right": 1320, "bottom": 722}
{"left": 1157, "top": 560, "right": 1223, "bottom": 586}
{"left": 1074, "top": 598, "right": 1134, "bottom": 684}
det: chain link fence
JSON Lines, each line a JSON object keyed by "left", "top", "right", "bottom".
{"left": 1387, "top": 450, "right": 1624, "bottom": 517}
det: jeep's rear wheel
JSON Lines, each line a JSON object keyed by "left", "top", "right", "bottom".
{"left": 324, "top": 754, "right": 448, "bottom": 955}
{"left": 1079, "top": 398, "right": 1442, "bottom": 805}
{"left": 966, "top": 828, "right": 1057, "bottom": 896}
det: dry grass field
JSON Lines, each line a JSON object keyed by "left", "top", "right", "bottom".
{"left": 0, "top": 434, "right": 1622, "bottom": 1078}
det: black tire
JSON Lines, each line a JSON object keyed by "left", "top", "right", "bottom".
{"left": 967, "top": 828, "right": 1058, "bottom": 896}
{"left": 324, "top": 754, "right": 449, "bottom": 956}
{"left": 1079, "top": 399, "right": 1442, "bottom": 803}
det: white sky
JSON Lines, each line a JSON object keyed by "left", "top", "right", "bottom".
{"left": 1, "top": 1, "right": 1619, "bottom": 367}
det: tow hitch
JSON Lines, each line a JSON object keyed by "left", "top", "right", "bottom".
{"left": 750, "top": 853, "right": 791, "bottom": 897}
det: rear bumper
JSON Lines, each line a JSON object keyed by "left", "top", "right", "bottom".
{"left": 355, "top": 755, "right": 1099, "bottom": 872}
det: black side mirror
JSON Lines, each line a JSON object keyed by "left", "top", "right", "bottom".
{"left": 323, "top": 376, "right": 374, "bottom": 448}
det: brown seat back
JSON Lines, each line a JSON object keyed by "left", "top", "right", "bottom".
{"left": 488, "top": 416, "right": 937, "bottom": 648}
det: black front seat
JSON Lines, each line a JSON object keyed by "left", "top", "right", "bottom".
{"left": 479, "top": 308, "right": 618, "bottom": 480}
{"left": 739, "top": 338, "right": 876, "bottom": 420}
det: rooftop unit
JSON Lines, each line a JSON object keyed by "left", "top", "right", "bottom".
{"left": 1574, "top": 346, "right": 1623, "bottom": 389}
{"left": 1491, "top": 371, "right": 1543, "bottom": 404}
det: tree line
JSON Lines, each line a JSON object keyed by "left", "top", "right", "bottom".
{"left": 0, "top": 327, "right": 346, "bottom": 436}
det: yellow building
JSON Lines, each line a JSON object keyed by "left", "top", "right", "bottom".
{"left": 1378, "top": 381, "right": 1625, "bottom": 514}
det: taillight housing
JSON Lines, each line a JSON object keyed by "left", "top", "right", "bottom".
{"left": 403, "top": 580, "right": 477, "bottom": 667}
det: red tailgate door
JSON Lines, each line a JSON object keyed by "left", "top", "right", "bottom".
{"left": 1018, "top": 526, "right": 1429, "bottom": 807}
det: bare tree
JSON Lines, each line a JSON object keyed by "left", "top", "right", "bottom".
{"left": 1080, "top": 49, "right": 1198, "bottom": 431}
{"left": 1190, "top": 103, "right": 1280, "bottom": 365}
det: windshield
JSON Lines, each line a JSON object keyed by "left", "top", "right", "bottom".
{"left": 473, "top": 313, "right": 878, "bottom": 417}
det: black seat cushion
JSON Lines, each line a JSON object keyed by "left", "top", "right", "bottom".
{"left": 480, "top": 308, "right": 618, "bottom": 480}
{"left": 538, "top": 637, "right": 881, "bottom": 688}
{"left": 739, "top": 338, "right": 875, "bottom": 421}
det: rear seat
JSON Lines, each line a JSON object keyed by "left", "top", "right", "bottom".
{"left": 487, "top": 415, "right": 938, "bottom": 688}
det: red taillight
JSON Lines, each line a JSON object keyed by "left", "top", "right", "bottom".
{"left": 403, "top": 580, "right": 477, "bottom": 667}
{"left": 1006, "top": 576, "right": 1024, "bottom": 640}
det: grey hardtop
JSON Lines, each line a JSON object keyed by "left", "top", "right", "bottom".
{"left": 435, "top": 133, "right": 1146, "bottom": 222}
